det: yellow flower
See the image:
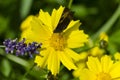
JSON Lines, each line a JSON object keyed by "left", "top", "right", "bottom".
{"left": 80, "top": 55, "right": 120, "bottom": 80}
{"left": 100, "top": 32, "right": 108, "bottom": 42}
{"left": 73, "top": 33, "right": 107, "bottom": 78}
{"left": 73, "top": 47, "right": 104, "bottom": 78}
{"left": 73, "top": 62, "right": 85, "bottom": 78}
{"left": 114, "top": 52, "right": 120, "bottom": 61}
{"left": 89, "top": 46, "right": 104, "bottom": 57}
{"left": 20, "top": 6, "right": 88, "bottom": 76}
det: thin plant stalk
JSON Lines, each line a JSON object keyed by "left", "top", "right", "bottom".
{"left": 92, "top": 4, "right": 120, "bottom": 40}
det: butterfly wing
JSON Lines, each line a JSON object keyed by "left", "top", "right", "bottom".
{"left": 53, "top": 8, "right": 74, "bottom": 33}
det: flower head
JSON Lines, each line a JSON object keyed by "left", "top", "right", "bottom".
{"left": 3, "top": 38, "right": 41, "bottom": 58}
{"left": 114, "top": 52, "right": 120, "bottom": 61}
{"left": 73, "top": 46, "right": 105, "bottom": 78}
{"left": 89, "top": 46, "right": 104, "bottom": 57}
{"left": 79, "top": 55, "right": 120, "bottom": 80}
{"left": 3, "top": 38, "right": 17, "bottom": 53}
{"left": 100, "top": 32, "right": 108, "bottom": 42}
{"left": 20, "top": 6, "right": 88, "bottom": 75}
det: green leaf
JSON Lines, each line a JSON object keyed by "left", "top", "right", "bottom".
{"left": 5, "top": 30, "right": 16, "bottom": 39}
{"left": 116, "top": 0, "right": 120, "bottom": 3}
{"left": 71, "top": 5, "right": 88, "bottom": 18}
{"left": 0, "top": 16, "right": 9, "bottom": 34}
{"left": 71, "top": 5, "right": 97, "bottom": 18}
{"left": 6, "top": 54, "right": 30, "bottom": 68}
{"left": 20, "top": 0, "right": 33, "bottom": 19}
{"left": 109, "top": 29, "right": 120, "bottom": 54}
{"left": 107, "top": 42, "right": 118, "bottom": 54}
{"left": 0, "top": 59, "right": 11, "bottom": 77}
{"left": 29, "top": 67, "right": 48, "bottom": 79}
{"left": 110, "top": 29, "right": 120, "bottom": 45}
{"left": 56, "top": 0, "right": 66, "bottom": 5}
{"left": 0, "top": 0, "right": 15, "bottom": 6}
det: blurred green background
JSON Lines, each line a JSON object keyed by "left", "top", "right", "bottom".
{"left": 0, "top": 0, "right": 120, "bottom": 80}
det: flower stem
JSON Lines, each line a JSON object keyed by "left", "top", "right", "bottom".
{"left": 0, "top": 45, "right": 5, "bottom": 48}
{"left": 68, "top": 0, "right": 73, "bottom": 9}
{"left": 92, "top": 4, "right": 120, "bottom": 40}
{"left": 22, "top": 64, "right": 35, "bottom": 78}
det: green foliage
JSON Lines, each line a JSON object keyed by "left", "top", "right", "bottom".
{"left": 0, "top": 0, "right": 120, "bottom": 80}
{"left": 110, "top": 29, "right": 120, "bottom": 45}
{"left": 108, "top": 29, "right": 120, "bottom": 53}
{"left": 1, "top": 59, "right": 11, "bottom": 77}
{"left": 20, "top": 0, "right": 33, "bottom": 19}
{"left": 0, "top": 16, "right": 9, "bottom": 34}
{"left": 71, "top": 5, "right": 98, "bottom": 19}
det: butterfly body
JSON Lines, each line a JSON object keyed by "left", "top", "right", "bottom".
{"left": 53, "top": 8, "right": 74, "bottom": 33}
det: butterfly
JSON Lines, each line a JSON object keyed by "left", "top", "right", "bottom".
{"left": 53, "top": 8, "right": 74, "bottom": 33}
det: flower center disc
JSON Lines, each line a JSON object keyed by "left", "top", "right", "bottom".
{"left": 50, "top": 33, "right": 66, "bottom": 51}
{"left": 96, "top": 72, "right": 111, "bottom": 80}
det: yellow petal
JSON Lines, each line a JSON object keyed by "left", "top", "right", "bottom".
{"left": 21, "top": 16, "right": 51, "bottom": 43}
{"left": 38, "top": 9, "right": 52, "bottom": 33}
{"left": 34, "top": 50, "right": 50, "bottom": 68}
{"left": 64, "top": 48, "right": 81, "bottom": 61}
{"left": 47, "top": 47, "right": 60, "bottom": 76}
{"left": 80, "top": 69, "right": 96, "bottom": 80}
{"left": 21, "top": 28, "right": 42, "bottom": 42}
{"left": 51, "top": 6, "right": 65, "bottom": 30}
{"left": 20, "top": 15, "right": 34, "bottom": 31}
{"left": 99, "top": 32, "right": 108, "bottom": 42}
{"left": 87, "top": 56, "right": 102, "bottom": 74}
{"left": 58, "top": 51, "right": 77, "bottom": 70}
{"left": 79, "top": 52, "right": 88, "bottom": 60}
{"left": 89, "top": 46, "right": 104, "bottom": 57}
{"left": 63, "top": 20, "right": 81, "bottom": 36}
{"left": 73, "top": 63, "right": 85, "bottom": 78}
{"left": 114, "top": 52, "right": 120, "bottom": 61}
{"left": 109, "top": 62, "right": 120, "bottom": 79}
{"left": 31, "top": 17, "right": 52, "bottom": 37}
{"left": 113, "top": 79, "right": 120, "bottom": 80}
{"left": 20, "top": 28, "right": 49, "bottom": 48}
{"left": 67, "top": 30, "right": 88, "bottom": 48}
{"left": 21, "top": 28, "right": 40, "bottom": 42}
{"left": 101, "top": 55, "right": 113, "bottom": 73}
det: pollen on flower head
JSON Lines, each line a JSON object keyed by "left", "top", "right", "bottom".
{"left": 96, "top": 72, "right": 111, "bottom": 80}
{"left": 49, "top": 33, "right": 66, "bottom": 51}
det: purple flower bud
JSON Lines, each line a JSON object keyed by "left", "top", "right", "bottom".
{"left": 3, "top": 38, "right": 42, "bottom": 58}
